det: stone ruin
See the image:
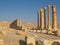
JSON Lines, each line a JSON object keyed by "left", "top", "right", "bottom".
{"left": 37, "top": 5, "right": 57, "bottom": 30}
{"left": 10, "top": 18, "right": 22, "bottom": 30}
{"left": 25, "top": 35, "right": 60, "bottom": 45}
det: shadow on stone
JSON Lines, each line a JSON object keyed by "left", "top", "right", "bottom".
{"left": 10, "top": 25, "right": 22, "bottom": 30}
{"left": 19, "top": 40, "right": 26, "bottom": 45}
{"left": 51, "top": 42, "right": 60, "bottom": 45}
{"left": 10, "top": 18, "right": 22, "bottom": 30}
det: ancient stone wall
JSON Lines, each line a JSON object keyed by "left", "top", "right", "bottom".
{"left": 10, "top": 19, "right": 18, "bottom": 29}
{"left": 0, "top": 21, "right": 10, "bottom": 28}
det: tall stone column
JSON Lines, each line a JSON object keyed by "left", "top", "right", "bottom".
{"left": 47, "top": 5, "right": 51, "bottom": 30}
{"left": 52, "top": 5, "right": 57, "bottom": 30}
{"left": 20, "top": 18, "right": 22, "bottom": 26}
{"left": 44, "top": 7, "right": 46, "bottom": 29}
{"left": 40, "top": 9, "right": 44, "bottom": 29}
{"left": 37, "top": 10, "right": 40, "bottom": 29}
{"left": 16, "top": 18, "right": 19, "bottom": 26}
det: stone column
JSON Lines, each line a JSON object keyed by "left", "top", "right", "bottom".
{"left": 16, "top": 18, "right": 19, "bottom": 27}
{"left": 20, "top": 18, "right": 22, "bottom": 26}
{"left": 40, "top": 9, "right": 44, "bottom": 29}
{"left": 37, "top": 10, "right": 40, "bottom": 29}
{"left": 47, "top": 5, "right": 51, "bottom": 30}
{"left": 52, "top": 5, "right": 57, "bottom": 30}
{"left": 44, "top": 7, "right": 46, "bottom": 29}
{"left": 19, "top": 18, "right": 22, "bottom": 29}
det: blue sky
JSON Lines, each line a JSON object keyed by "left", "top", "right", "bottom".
{"left": 0, "top": 0, "right": 60, "bottom": 24}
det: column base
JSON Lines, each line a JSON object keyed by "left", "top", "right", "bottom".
{"left": 52, "top": 28, "right": 58, "bottom": 31}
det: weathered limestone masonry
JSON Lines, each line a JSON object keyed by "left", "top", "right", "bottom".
{"left": 10, "top": 19, "right": 19, "bottom": 29}
{"left": 25, "top": 36, "right": 35, "bottom": 45}
{"left": 25, "top": 34, "right": 60, "bottom": 45}
{"left": 36, "top": 39, "right": 60, "bottom": 45}
{"left": 52, "top": 5, "right": 57, "bottom": 30}
{"left": 10, "top": 18, "right": 22, "bottom": 30}
{"left": 40, "top": 9, "right": 44, "bottom": 29}
{"left": 44, "top": 7, "right": 46, "bottom": 29}
{"left": 0, "top": 22, "right": 10, "bottom": 28}
{"left": 47, "top": 5, "right": 51, "bottom": 30}
{"left": 43, "top": 39, "right": 60, "bottom": 45}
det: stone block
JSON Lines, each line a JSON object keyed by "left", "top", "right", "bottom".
{"left": 41, "top": 30, "right": 47, "bottom": 34}
{"left": 47, "top": 30, "right": 54, "bottom": 35}
{"left": 25, "top": 36, "right": 35, "bottom": 45}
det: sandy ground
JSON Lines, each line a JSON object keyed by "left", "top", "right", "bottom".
{"left": 0, "top": 28, "right": 25, "bottom": 45}
{"left": 0, "top": 28, "right": 60, "bottom": 45}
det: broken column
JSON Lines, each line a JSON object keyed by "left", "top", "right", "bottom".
{"left": 52, "top": 5, "right": 57, "bottom": 30}
{"left": 47, "top": 5, "right": 51, "bottom": 30}
{"left": 40, "top": 9, "right": 44, "bottom": 29}
{"left": 44, "top": 7, "right": 46, "bottom": 29}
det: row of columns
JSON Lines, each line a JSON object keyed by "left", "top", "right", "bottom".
{"left": 37, "top": 5, "right": 57, "bottom": 30}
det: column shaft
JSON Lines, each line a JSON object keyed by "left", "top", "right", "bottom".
{"left": 37, "top": 11, "right": 40, "bottom": 29}
{"left": 47, "top": 5, "right": 51, "bottom": 30}
{"left": 52, "top": 5, "right": 57, "bottom": 29}
{"left": 20, "top": 18, "right": 21, "bottom": 26}
{"left": 44, "top": 7, "right": 46, "bottom": 29}
{"left": 40, "top": 9, "right": 44, "bottom": 29}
